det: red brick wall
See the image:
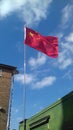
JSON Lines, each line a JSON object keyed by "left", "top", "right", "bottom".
{"left": 0, "top": 69, "right": 12, "bottom": 130}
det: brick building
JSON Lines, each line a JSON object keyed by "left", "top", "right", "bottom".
{"left": 0, "top": 64, "right": 18, "bottom": 130}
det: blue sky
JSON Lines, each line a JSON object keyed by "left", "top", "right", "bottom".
{"left": 0, "top": 0, "right": 73, "bottom": 130}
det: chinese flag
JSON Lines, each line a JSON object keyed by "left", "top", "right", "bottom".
{"left": 24, "top": 27, "right": 58, "bottom": 58}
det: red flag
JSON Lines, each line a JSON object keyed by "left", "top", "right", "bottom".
{"left": 24, "top": 27, "right": 58, "bottom": 58}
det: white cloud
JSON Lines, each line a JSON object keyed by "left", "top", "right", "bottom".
{"left": 59, "top": 55, "right": 72, "bottom": 69}
{"left": 58, "top": 48, "right": 72, "bottom": 69}
{"left": 32, "top": 76, "right": 56, "bottom": 89}
{"left": 65, "top": 32, "right": 73, "bottom": 42}
{"left": 62, "top": 41, "right": 73, "bottom": 53}
{"left": 57, "top": 33, "right": 63, "bottom": 40}
{"left": 51, "top": 30, "right": 73, "bottom": 70}
{"left": 60, "top": 42, "right": 73, "bottom": 69}
{"left": 61, "top": 4, "right": 73, "bottom": 28}
{"left": 28, "top": 53, "right": 47, "bottom": 69}
{"left": 57, "top": 4, "right": 73, "bottom": 69}
{"left": 15, "top": 73, "right": 34, "bottom": 84}
{"left": 0, "top": 0, "right": 53, "bottom": 25}
{"left": 15, "top": 73, "right": 56, "bottom": 89}
{"left": 63, "top": 70, "right": 73, "bottom": 80}
{"left": 53, "top": 34, "right": 73, "bottom": 70}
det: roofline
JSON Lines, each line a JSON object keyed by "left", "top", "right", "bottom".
{"left": 19, "top": 91, "right": 73, "bottom": 124}
{"left": 28, "top": 91, "right": 73, "bottom": 122}
{"left": 19, "top": 119, "right": 27, "bottom": 124}
{"left": 0, "top": 64, "right": 19, "bottom": 74}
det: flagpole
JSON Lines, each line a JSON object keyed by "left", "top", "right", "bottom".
{"left": 23, "top": 26, "right": 27, "bottom": 130}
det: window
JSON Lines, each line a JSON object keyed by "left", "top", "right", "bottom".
{"left": 29, "top": 116, "right": 50, "bottom": 130}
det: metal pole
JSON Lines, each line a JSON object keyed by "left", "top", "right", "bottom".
{"left": 23, "top": 26, "right": 27, "bottom": 130}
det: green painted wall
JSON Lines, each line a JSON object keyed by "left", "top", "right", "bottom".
{"left": 19, "top": 123, "right": 23, "bottom": 130}
{"left": 19, "top": 91, "right": 73, "bottom": 130}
